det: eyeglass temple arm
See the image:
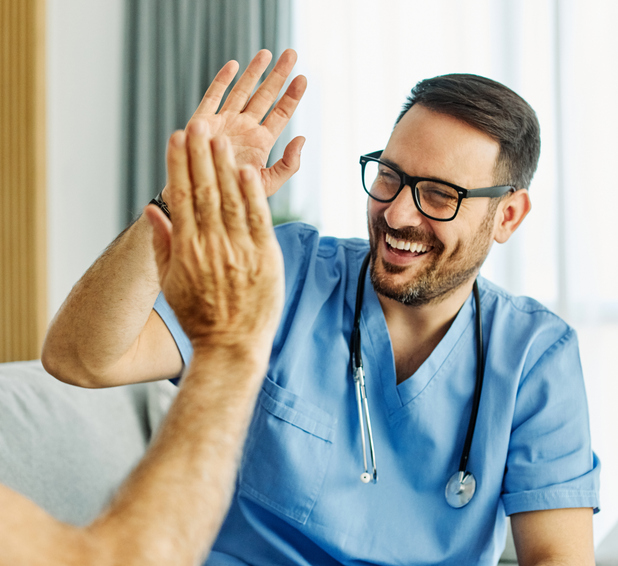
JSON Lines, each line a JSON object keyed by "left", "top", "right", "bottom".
{"left": 464, "top": 185, "right": 516, "bottom": 198}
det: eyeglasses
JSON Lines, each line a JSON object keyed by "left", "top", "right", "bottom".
{"left": 360, "top": 150, "right": 515, "bottom": 222}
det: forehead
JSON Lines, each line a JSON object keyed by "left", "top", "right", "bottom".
{"left": 383, "top": 105, "right": 500, "bottom": 188}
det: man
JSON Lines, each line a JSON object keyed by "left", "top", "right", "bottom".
{"left": 1, "top": 125, "right": 284, "bottom": 564}
{"left": 42, "top": 49, "right": 599, "bottom": 565}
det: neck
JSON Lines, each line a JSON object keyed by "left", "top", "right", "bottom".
{"left": 378, "top": 278, "right": 476, "bottom": 384}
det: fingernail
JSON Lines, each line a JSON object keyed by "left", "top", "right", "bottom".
{"left": 240, "top": 167, "right": 251, "bottom": 182}
{"left": 171, "top": 131, "right": 186, "bottom": 147}
{"left": 240, "top": 167, "right": 255, "bottom": 182}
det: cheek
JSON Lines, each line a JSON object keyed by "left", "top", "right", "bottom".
{"left": 367, "top": 200, "right": 386, "bottom": 229}
{"left": 367, "top": 198, "right": 382, "bottom": 218}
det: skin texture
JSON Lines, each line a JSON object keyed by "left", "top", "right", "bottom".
{"left": 0, "top": 125, "right": 284, "bottom": 564}
{"left": 41, "top": 52, "right": 594, "bottom": 565}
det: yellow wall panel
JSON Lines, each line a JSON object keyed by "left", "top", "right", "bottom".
{"left": 0, "top": 0, "right": 47, "bottom": 361}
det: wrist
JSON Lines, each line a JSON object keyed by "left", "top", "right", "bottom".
{"left": 149, "top": 190, "right": 170, "bottom": 219}
{"left": 190, "top": 339, "right": 272, "bottom": 374}
{"left": 182, "top": 344, "right": 270, "bottom": 399}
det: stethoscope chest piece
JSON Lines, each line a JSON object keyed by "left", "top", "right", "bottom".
{"left": 445, "top": 471, "right": 476, "bottom": 508}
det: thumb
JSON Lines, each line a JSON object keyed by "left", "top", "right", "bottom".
{"left": 262, "top": 136, "right": 305, "bottom": 196}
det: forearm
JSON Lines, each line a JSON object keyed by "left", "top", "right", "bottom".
{"left": 87, "top": 346, "right": 268, "bottom": 565}
{"left": 42, "top": 214, "right": 170, "bottom": 386}
{"left": 512, "top": 508, "right": 595, "bottom": 566}
{"left": 522, "top": 559, "right": 594, "bottom": 566}
{"left": 0, "top": 347, "right": 268, "bottom": 566}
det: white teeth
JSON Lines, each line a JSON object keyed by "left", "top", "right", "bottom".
{"left": 385, "top": 233, "right": 429, "bottom": 254}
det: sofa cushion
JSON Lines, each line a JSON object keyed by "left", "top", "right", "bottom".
{"left": 0, "top": 360, "right": 152, "bottom": 526}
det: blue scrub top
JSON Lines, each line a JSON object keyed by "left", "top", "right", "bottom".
{"left": 155, "top": 222, "right": 600, "bottom": 566}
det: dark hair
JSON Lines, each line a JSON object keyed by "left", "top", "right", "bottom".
{"left": 396, "top": 74, "right": 541, "bottom": 190}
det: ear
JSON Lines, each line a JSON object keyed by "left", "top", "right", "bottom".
{"left": 493, "top": 189, "right": 531, "bottom": 244}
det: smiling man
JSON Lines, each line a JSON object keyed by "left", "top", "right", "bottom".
{"left": 43, "top": 52, "right": 599, "bottom": 565}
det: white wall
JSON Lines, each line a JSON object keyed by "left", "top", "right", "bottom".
{"left": 47, "top": 0, "right": 125, "bottom": 320}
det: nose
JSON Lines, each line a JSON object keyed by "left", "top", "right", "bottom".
{"left": 383, "top": 185, "right": 425, "bottom": 230}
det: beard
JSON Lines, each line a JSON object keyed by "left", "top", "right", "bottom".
{"left": 368, "top": 208, "right": 496, "bottom": 307}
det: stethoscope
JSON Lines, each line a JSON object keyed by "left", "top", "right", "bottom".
{"left": 350, "top": 252, "right": 486, "bottom": 508}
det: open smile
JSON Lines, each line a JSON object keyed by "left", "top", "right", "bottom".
{"left": 384, "top": 232, "right": 434, "bottom": 259}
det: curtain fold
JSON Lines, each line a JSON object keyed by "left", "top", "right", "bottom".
{"left": 122, "top": 0, "right": 292, "bottom": 224}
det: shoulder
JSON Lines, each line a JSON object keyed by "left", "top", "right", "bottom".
{"left": 478, "top": 277, "right": 565, "bottom": 322}
{"left": 478, "top": 277, "right": 573, "bottom": 350}
{"left": 477, "top": 277, "right": 580, "bottom": 384}
{"left": 274, "top": 222, "right": 369, "bottom": 258}
{"left": 274, "top": 222, "right": 369, "bottom": 284}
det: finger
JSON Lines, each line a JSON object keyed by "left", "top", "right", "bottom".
{"left": 262, "top": 136, "right": 305, "bottom": 196}
{"left": 211, "top": 136, "right": 250, "bottom": 238}
{"left": 144, "top": 204, "right": 172, "bottom": 280}
{"left": 260, "top": 74, "right": 307, "bottom": 139}
{"left": 239, "top": 165, "right": 274, "bottom": 247}
{"left": 219, "top": 49, "right": 273, "bottom": 114}
{"left": 241, "top": 49, "right": 300, "bottom": 121}
{"left": 191, "top": 60, "right": 240, "bottom": 118}
{"left": 166, "top": 131, "right": 197, "bottom": 239}
{"left": 186, "top": 119, "right": 223, "bottom": 231}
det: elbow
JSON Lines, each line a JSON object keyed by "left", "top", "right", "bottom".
{"left": 41, "top": 332, "right": 104, "bottom": 389}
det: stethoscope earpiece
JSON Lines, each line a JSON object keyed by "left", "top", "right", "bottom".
{"left": 360, "top": 472, "right": 372, "bottom": 484}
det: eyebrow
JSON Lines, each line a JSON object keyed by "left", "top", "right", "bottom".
{"left": 379, "top": 154, "right": 456, "bottom": 186}
{"left": 379, "top": 155, "right": 400, "bottom": 170}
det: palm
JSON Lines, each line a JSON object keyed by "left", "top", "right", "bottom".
{"left": 205, "top": 114, "right": 277, "bottom": 192}
{"left": 189, "top": 50, "right": 307, "bottom": 197}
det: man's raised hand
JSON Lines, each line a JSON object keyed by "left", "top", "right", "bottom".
{"left": 162, "top": 49, "right": 306, "bottom": 204}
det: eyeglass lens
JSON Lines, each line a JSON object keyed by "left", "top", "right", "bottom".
{"left": 363, "top": 161, "right": 460, "bottom": 220}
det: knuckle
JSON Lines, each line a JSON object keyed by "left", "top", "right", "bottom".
{"left": 271, "top": 105, "right": 291, "bottom": 121}
{"left": 168, "top": 184, "right": 191, "bottom": 207}
{"left": 221, "top": 197, "right": 244, "bottom": 217}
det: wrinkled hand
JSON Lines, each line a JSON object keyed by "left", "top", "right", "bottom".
{"left": 145, "top": 120, "right": 284, "bottom": 352}
{"left": 162, "top": 49, "right": 306, "bottom": 204}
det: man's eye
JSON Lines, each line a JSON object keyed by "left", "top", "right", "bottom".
{"left": 377, "top": 167, "right": 399, "bottom": 183}
{"left": 428, "top": 188, "right": 455, "bottom": 200}
{"left": 418, "top": 182, "right": 459, "bottom": 208}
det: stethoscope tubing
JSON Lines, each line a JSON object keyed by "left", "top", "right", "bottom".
{"left": 350, "top": 251, "right": 485, "bottom": 506}
{"left": 458, "top": 280, "right": 484, "bottom": 474}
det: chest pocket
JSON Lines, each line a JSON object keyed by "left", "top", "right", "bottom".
{"left": 238, "top": 376, "right": 337, "bottom": 525}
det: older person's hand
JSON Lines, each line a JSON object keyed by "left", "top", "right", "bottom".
{"left": 144, "top": 119, "right": 284, "bottom": 362}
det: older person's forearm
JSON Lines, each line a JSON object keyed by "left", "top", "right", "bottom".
{"left": 86, "top": 346, "right": 269, "bottom": 565}
{"left": 0, "top": 346, "right": 268, "bottom": 566}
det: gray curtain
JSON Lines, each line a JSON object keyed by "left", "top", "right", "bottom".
{"left": 122, "top": 0, "right": 293, "bottom": 225}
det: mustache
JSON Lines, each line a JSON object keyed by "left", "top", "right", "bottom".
{"left": 372, "top": 215, "right": 444, "bottom": 252}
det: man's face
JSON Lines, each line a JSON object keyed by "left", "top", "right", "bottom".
{"left": 367, "top": 105, "right": 502, "bottom": 306}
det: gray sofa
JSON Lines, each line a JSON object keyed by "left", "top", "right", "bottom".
{"left": 0, "top": 360, "right": 615, "bottom": 563}
{"left": 0, "top": 360, "right": 176, "bottom": 526}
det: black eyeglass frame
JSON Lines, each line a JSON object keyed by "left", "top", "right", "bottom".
{"left": 360, "top": 150, "right": 516, "bottom": 222}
